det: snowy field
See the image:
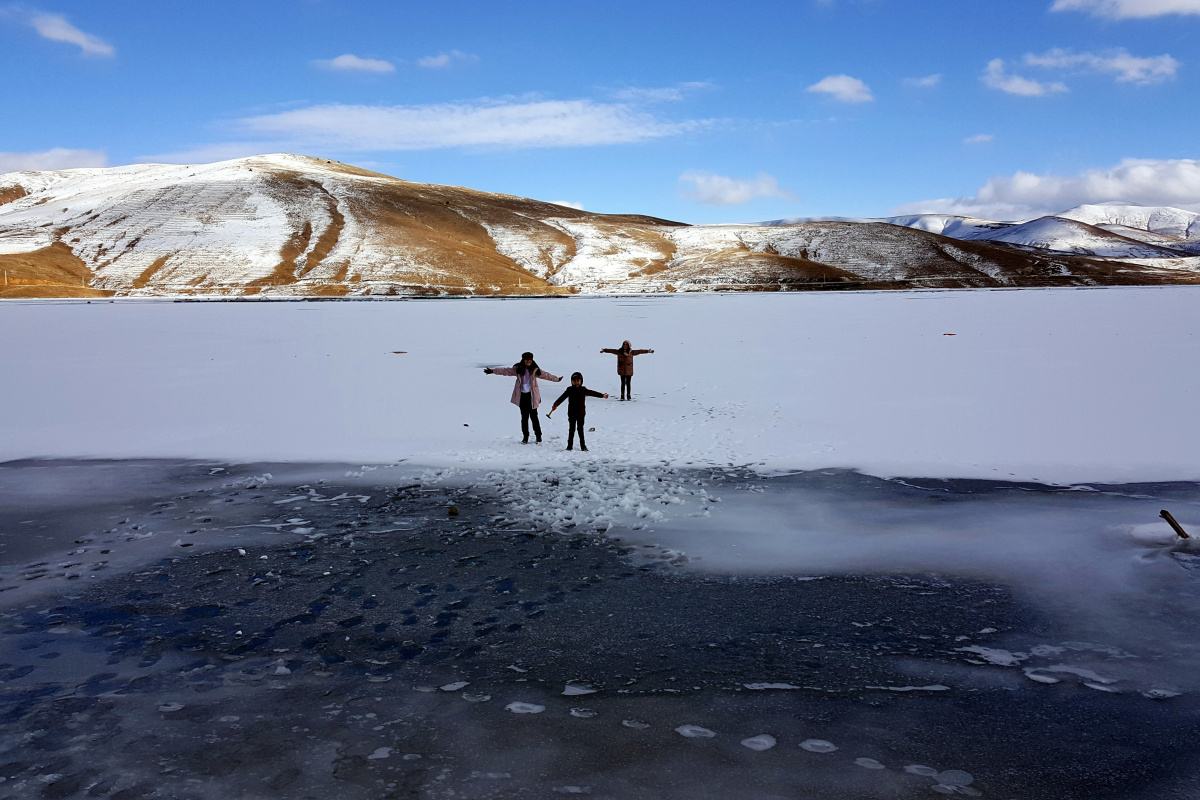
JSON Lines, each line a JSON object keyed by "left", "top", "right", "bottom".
{"left": 2, "top": 287, "right": 1199, "bottom": 483}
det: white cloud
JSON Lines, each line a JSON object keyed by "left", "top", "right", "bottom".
{"left": 679, "top": 171, "right": 798, "bottom": 206}
{"left": 238, "top": 99, "right": 703, "bottom": 150}
{"left": 0, "top": 148, "right": 107, "bottom": 174}
{"left": 1051, "top": 0, "right": 1200, "bottom": 18}
{"left": 29, "top": 13, "right": 113, "bottom": 56}
{"left": 893, "top": 158, "right": 1200, "bottom": 220}
{"left": 903, "top": 74, "right": 942, "bottom": 88}
{"left": 806, "top": 74, "right": 874, "bottom": 103}
{"left": 417, "top": 50, "right": 478, "bottom": 69}
{"left": 982, "top": 59, "right": 1068, "bottom": 96}
{"left": 315, "top": 54, "right": 394, "bottom": 73}
{"left": 1024, "top": 48, "right": 1178, "bottom": 84}
{"left": 964, "top": 134, "right": 994, "bottom": 144}
{"left": 610, "top": 82, "right": 713, "bottom": 103}
{"left": 549, "top": 200, "right": 584, "bottom": 210}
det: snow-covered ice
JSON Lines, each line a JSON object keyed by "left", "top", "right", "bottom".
{"left": 2, "top": 289, "right": 1199, "bottom": 484}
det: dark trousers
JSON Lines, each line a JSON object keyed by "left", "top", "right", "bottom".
{"left": 519, "top": 392, "right": 541, "bottom": 441}
{"left": 567, "top": 414, "right": 586, "bottom": 449}
{"left": 620, "top": 375, "right": 632, "bottom": 399}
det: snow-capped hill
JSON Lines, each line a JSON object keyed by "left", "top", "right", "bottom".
{"left": 1057, "top": 203, "right": 1200, "bottom": 240}
{"left": 960, "top": 215, "right": 1185, "bottom": 259}
{"left": 2, "top": 155, "right": 1197, "bottom": 298}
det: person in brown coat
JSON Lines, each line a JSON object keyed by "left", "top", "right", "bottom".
{"left": 484, "top": 352, "right": 562, "bottom": 443}
{"left": 600, "top": 340, "right": 654, "bottom": 400}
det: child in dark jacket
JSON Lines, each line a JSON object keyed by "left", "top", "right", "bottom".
{"left": 548, "top": 372, "right": 609, "bottom": 451}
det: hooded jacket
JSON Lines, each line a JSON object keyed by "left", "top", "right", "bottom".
{"left": 489, "top": 363, "right": 562, "bottom": 407}
{"left": 601, "top": 341, "right": 651, "bottom": 376}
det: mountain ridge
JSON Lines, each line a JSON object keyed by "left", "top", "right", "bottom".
{"left": 1, "top": 154, "right": 1197, "bottom": 298}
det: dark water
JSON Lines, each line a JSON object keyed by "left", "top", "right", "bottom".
{"left": 1, "top": 460, "right": 1198, "bottom": 799}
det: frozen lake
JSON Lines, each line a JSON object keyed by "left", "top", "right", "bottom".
{"left": 2, "top": 289, "right": 1200, "bottom": 798}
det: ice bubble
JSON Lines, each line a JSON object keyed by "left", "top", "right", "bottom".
{"left": 506, "top": 702, "right": 545, "bottom": 714}
{"left": 367, "top": 747, "right": 392, "bottom": 760}
{"left": 462, "top": 693, "right": 492, "bottom": 703}
{"left": 570, "top": 708, "right": 597, "bottom": 718}
{"left": 440, "top": 681, "right": 469, "bottom": 691}
{"left": 157, "top": 703, "right": 185, "bottom": 713}
{"left": 402, "top": 754, "right": 421, "bottom": 761}
{"left": 800, "top": 739, "right": 838, "bottom": 753}
{"left": 622, "top": 719, "right": 651, "bottom": 729}
{"left": 675, "top": 724, "right": 716, "bottom": 738}
{"left": 855, "top": 758, "right": 886, "bottom": 770}
{"left": 740, "top": 734, "right": 777, "bottom": 751}
{"left": 1142, "top": 688, "right": 1183, "bottom": 699}
{"left": 1022, "top": 668, "right": 1061, "bottom": 684}
{"left": 935, "top": 770, "right": 973, "bottom": 787}
{"left": 904, "top": 765, "right": 939, "bottom": 776}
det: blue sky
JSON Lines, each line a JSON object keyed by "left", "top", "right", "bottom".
{"left": 2, "top": 0, "right": 1198, "bottom": 222}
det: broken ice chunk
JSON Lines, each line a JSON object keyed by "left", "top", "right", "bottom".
{"left": 799, "top": 739, "right": 838, "bottom": 753}
{"left": 440, "top": 681, "right": 469, "bottom": 691}
{"left": 367, "top": 747, "right": 391, "bottom": 760}
{"left": 563, "top": 684, "right": 597, "bottom": 696}
{"left": 570, "top": 708, "right": 597, "bottom": 718}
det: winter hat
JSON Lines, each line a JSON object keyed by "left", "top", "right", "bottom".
{"left": 522, "top": 351, "right": 534, "bottom": 361}
{"left": 571, "top": 372, "right": 583, "bottom": 382}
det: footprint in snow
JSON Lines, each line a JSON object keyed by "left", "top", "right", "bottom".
{"left": 800, "top": 739, "right": 838, "bottom": 753}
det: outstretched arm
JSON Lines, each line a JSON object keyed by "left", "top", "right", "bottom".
{"left": 585, "top": 389, "right": 608, "bottom": 399}
{"left": 551, "top": 388, "right": 571, "bottom": 412}
{"left": 487, "top": 366, "right": 518, "bottom": 376}
{"left": 540, "top": 372, "right": 563, "bottom": 382}
{"left": 600, "top": 348, "right": 619, "bottom": 355}
{"left": 631, "top": 349, "right": 654, "bottom": 356}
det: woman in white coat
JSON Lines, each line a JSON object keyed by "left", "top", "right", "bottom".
{"left": 484, "top": 351, "right": 562, "bottom": 443}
